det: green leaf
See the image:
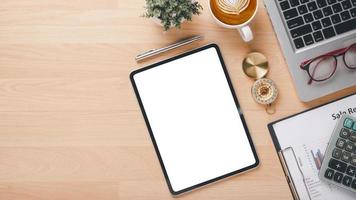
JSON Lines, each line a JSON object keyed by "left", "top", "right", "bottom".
{"left": 142, "top": 0, "right": 203, "bottom": 30}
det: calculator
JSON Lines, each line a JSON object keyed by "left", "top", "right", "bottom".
{"left": 319, "top": 115, "right": 356, "bottom": 193}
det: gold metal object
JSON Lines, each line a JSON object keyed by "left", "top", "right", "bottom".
{"left": 251, "top": 78, "right": 278, "bottom": 114}
{"left": 242, "top": 52, "right": 278, "bottom": 114}
{"left": 242, "top": 52, "right": 269, "bottom": 79}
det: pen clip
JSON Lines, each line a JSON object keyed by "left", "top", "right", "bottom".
{"left": 136, "top": 49, "right": 155, "bottom": 58}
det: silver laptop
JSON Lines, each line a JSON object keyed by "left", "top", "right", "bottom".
{"left": 264, "top": 0, "right": 356, "bottom": 102}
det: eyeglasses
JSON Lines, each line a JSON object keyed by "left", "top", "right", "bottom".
{"left": 300, "top": 43, "right": 356, "bottom": 85}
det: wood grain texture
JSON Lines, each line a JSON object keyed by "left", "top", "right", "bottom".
{"left": 0, "top": 0, "right": 355, "bottom": 199}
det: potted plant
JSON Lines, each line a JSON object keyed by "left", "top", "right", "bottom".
{"left": 143, "top": 0, "right": 203, "bottom": 31}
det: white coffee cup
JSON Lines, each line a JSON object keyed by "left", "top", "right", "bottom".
{"left": 209, "top": 0, "right": 258, "bottom": 42}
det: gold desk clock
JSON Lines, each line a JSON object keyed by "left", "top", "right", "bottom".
{"left": 242, "top": 52, "right": 278, "bottom": 114}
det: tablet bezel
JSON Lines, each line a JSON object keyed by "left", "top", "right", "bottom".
{"left": 130, "top": 44, "right": 259, "bottom": 195}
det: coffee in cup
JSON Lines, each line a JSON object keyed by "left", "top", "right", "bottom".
{"left": 209, "top": 0, "right": 258, "bottom": 42}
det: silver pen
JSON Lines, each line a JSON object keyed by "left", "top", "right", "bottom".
{"left": 135, "top": 35, "right": 203, "bottom": 62}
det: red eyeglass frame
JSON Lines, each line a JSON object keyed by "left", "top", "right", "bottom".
{"left": 300, "top": 43, "right": 356, "bottom": 85}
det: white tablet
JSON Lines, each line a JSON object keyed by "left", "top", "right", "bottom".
{"left": 130, "top": 44, "right": 259, "bottom": 195}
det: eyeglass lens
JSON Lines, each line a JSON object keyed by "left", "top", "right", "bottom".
{"left": 309, "top": 56, "right": 336, "bottom": 81}
{"left": 344, "top": 44, "right": 356, "bottom": 69}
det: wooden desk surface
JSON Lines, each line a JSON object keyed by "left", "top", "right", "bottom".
{"left": 0, "top": 0, "right": 355, "bottom": 199}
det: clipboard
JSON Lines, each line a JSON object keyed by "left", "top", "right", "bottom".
{"left": 268, "top": 93, "right": 356, "bottom": 200}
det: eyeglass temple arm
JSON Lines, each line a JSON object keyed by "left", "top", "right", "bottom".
{"left": 324, "top": 48, "right": 348, "bottom": 56}
{"left": 299, "top": 61, "right": 313, "bottom": 84}
{"left": 300, "top": 47, "right": 347, "bottom": 67}
{"left": 300, "top": 48, "right": 346, "bottom": 66}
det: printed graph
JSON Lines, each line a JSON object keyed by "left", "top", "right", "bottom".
{"left": 310, "top": 149, "right": 324, "bottom": 170}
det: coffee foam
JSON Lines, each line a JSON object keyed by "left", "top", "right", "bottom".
{"left": 217, "top": 0, "right": 250, "bottom": 15}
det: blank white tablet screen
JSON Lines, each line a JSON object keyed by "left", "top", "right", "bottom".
{"left": 133, "top": 46, "right": 257, "bottom": 193}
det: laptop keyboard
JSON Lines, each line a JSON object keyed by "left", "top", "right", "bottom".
{"left": 277, "top": 0, "right": 356, "bottom": 49}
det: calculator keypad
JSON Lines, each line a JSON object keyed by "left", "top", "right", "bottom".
{"left": 323, "top": 117, "right": 356, "bottom": 191}
{"left": 340, "top": 128, "right": 351, "bottom": 138}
